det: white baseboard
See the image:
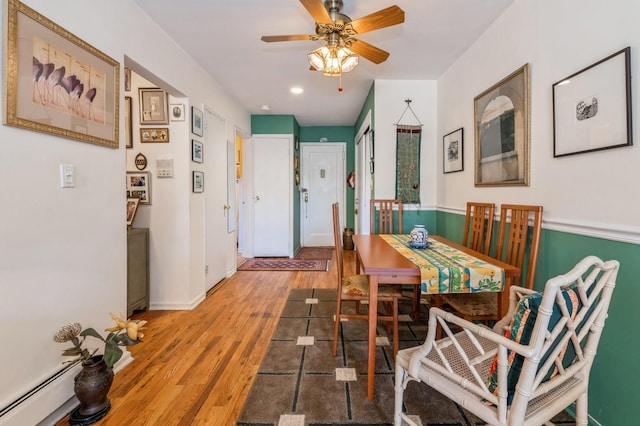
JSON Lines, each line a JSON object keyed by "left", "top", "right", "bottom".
{"left": 149, "top": 292, "right": 205, "bottom": 311}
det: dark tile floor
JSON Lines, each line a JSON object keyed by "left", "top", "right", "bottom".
{"left": 237, "top": 288, "right": 577, "bottom": 425}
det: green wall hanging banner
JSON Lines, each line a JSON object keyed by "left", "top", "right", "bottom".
{"left": 396, "top": 125, "right": 421, "bottom": 203}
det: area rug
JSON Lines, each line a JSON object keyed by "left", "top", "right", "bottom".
{"left": 236, "top": 289, "right": 576, "bottom": 426}
{"left": 295, "top": 247, "right": 333, "bottom": 260}
{"left": 238, "top": 258, "right": 328, "bottom": 272}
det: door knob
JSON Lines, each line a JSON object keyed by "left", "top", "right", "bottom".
{"left": 224, "top": 204, "right": 231, "bottom": 210}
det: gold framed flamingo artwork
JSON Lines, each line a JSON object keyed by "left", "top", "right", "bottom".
{"left": 3, "top": 0, "right": 120, "bottom": 148}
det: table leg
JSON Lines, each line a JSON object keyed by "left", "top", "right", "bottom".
{"left": 498, "top": 277, "right": 513, "bottom": 318}
{"left": 367, "top": 275, "right": 378, "bottom": 400}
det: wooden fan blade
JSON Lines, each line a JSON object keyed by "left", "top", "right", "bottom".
{"left": 349, "top": 5, "right": 405, "bottom": 35}
{"left": 261, "top": 35, "right": 315, "bottom": 42}
{"left": 348, "top": 39, "right": 390, "bottom": 64}
{"left": 300, "top": 0, "right": 332, "bottom": 24}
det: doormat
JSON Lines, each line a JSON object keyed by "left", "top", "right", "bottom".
{"left": 237, "top": 288, "right": 577, "bottom": 425}
{"left": 295, "top": 247, "right": 333, "bottom": 260}
{"left": 238, "top": 258, "right": 328, "bottom": 272}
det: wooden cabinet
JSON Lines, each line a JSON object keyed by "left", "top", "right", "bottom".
{"left": 127, "top": 228, "right": 149, "bottom": 317}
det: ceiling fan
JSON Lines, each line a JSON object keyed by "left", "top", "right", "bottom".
{"left": 261, "top": 0, "right": 405, "bottom": 75}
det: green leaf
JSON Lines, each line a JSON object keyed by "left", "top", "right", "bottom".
{"left": 117, "top": 333, "right": 139, "bottom": 346}
{"left": 62, "top": 347, "right": 81, "bottom": 356}
{"left": 80, "top": 328, "right": 106, "bottom": 342}
{"left": 103, "top": 341, "right": 123, "bottom": 368}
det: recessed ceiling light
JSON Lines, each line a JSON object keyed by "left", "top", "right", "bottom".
{"left": 260, "top": 104, "right": 271, "bottom": 112}
{"left": 290, "top": 87, "right": 304, "bottom": 94}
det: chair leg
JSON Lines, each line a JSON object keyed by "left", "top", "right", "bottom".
{"left": 394, "top": 364, "right": 406, "bottom": 426}
{"left": 431, "top": 295, "right": 444, "bottom": 340}
{"left": 575, "top": 392, "right": 588, "bottom": 425}
{"left": 383, "top": 301, "right": 394, "bottom": 334}
{"left": 332, "top": 298, "right": 342, "bottom": 356}
{"left": 413, "top": 285, "right": 421, "bottom": 320}
{"left": 393, "top": 297, "right": 399, "bottom": 357}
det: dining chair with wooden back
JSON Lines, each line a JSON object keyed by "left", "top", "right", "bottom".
{"left": 332, "top": 202, "right": 401, "bottom": 357}
{"left": 370, "top": 199, "right": 403, "bottom": 234}
{"left": 431, "top": 202, "right": 495, "bottom": 322}
{"left": 441, "top": 204, "right": 543, "bottom": 323}
{"left": 463, "top": 201, "right": 495, "bottom": 255}
{"left": 370, "top": 198, "right": 423, "bottom": 319}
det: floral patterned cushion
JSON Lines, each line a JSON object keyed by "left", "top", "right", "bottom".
{"left": 486, "top": 285, "right": 582, "bottom": 404}
{"left": 341, "top": 275, "right": 402, "bottom": 297}
{"left": 442, "top": 293, "right": 497, "bottom": 316}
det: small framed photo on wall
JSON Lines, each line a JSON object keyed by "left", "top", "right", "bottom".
{"left": 140, "top": 127, "right": 169, "bottom": 143}
{"left": 126, "top": 172, "right": 151, "bottom": 204}
{"left": 139, "top": 88, "right": 168, "bottom": 124}
{"left": 192, "top": 171, "right": 204, "bottom": 193}
{"left": 170, "top": 103, "right": 185, "bottom": 121}
{"left": 126, "top": 197, "right": 140, "bottom": 226}
{"left": 192, "top": 140, "right": 203, "bottom": 163}
{"left": 443, "top": 127, "right": 463, "bottom": 173}
{"left": 192, "top": 106, "right": 203, "bottom": 137}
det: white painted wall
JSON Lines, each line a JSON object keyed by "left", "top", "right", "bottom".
{"left": 0, "top": 0, "right": 249, "bottom": 422}
{"left": 126, "top": 72, "right": 202, "bottom": 309}
{"left": 437, "top": 0, "right": 640, "bottom": 235}
{"left": 373, "top": 80, "right": 438, "bottom": 209}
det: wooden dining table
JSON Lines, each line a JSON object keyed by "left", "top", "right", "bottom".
{"left": 352, "top": 234, "right": 521, "bottom": 400}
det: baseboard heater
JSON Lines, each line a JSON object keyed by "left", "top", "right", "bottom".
{"left": 0, "top": 352, "right": 132, "bottom": 425}
{"left": 0, "top": 364, "right": 78, "bottom": 425}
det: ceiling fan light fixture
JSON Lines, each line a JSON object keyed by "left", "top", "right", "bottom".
{"left": 308, "top": 45, "right": 358, "bottom": 77}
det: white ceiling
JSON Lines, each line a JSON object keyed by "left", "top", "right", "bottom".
{"left": 133, "top": 0, "right": 514, "bottom": 126}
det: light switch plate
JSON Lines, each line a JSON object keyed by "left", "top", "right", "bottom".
{"left": 60, "top": 164, "right": 74, "bottom": 188}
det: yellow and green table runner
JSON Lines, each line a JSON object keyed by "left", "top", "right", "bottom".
{"left": 380, "top": 234, "right": 505, "bottom": 294}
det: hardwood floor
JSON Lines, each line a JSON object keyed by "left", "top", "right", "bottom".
{"left": 57, "top": 249, "right": 354, "bottom": 426}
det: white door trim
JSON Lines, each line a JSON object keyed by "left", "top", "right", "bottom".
{"left": 355, "top": 111, "right": 372, "bottom": 234}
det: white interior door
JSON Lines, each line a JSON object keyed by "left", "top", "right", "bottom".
{"left": 252, "top": 136, "right": 291, "bottom": 256}
{"left": 204, "top": 108, "right": 227, "bottom": 290}
{"left": 301, "top": 143, "right": 345, "bottom": 246}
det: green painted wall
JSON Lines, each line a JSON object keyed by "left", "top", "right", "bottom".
{"left": 251, "top": 115, "right": 296, "bottom": 134}
{"left": 354, "top": 82, "right": 375, "bottom": 132}
{"left": 435, "top": 209, "right": 639, "bottom": 425}
{"left": 300, "top": 126, "right": 355, "bottom": 229}
{"left": 372, "top": 209, "right": 436, "bottom": 235}
{"left": 251, "top": 117, "right": 352, "bottom": 250}
{"left": 401, "top": 210, "right": 437, "bottom": 235}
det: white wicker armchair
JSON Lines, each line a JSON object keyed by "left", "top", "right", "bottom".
{"left": 394, "top": 256, "right": 619, "bottom": 426}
